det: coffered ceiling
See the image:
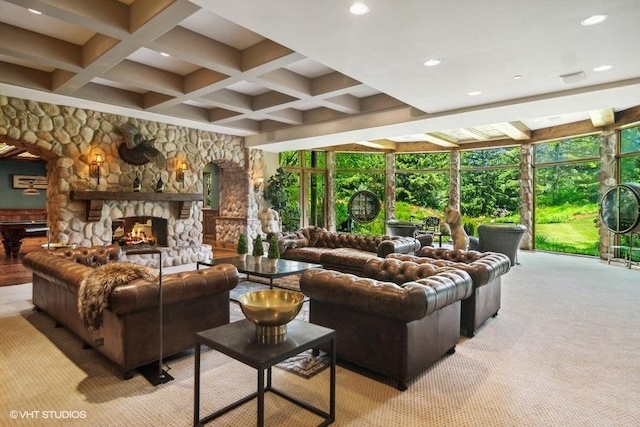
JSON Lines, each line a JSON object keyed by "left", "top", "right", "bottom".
{"left": 1, "top": 0, "right": 640, "bottom": 160}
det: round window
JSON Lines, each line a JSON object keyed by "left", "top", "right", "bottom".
{"left": 348, "top": 190, "right": 381, "bottom": 223}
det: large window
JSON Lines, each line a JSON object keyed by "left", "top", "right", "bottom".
{"left": 534, "top": 136, "right": 600, "bottom": 256}
{"left": 460, "top": 147, "right": 521, "bottom": 235}
{"left": 277, "top": 151, "right": 326, "bottom": 231}
{"left": 395, "top": 153, "right": 449, "bottom": 221}
{"left": 335, "top": 153, "right": 385, "bottom": 235}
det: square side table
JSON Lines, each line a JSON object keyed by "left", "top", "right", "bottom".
{"left": 194, "top": 319, "right": 336, "bottom": 426}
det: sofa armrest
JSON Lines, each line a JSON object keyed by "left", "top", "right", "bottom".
{"left": 377, "top": 236, "right": 421, "bottom": 257}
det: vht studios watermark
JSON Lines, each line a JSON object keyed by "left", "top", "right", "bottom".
{"left": 8, "top": 410, "right": 87, "bottom": 420}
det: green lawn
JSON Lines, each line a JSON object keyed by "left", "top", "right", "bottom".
{"left": 535, "top": 217, "right": 599, "bottom": 255}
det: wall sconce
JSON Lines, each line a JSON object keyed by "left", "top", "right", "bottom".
{"left": 253, "top": 177, "right": 264, "bottom": 193}
{"left": 90, "top": 153, "right": 104, "bottom": 184}
{"left": 176, "top": 161, "right": 188, "bottom": 184}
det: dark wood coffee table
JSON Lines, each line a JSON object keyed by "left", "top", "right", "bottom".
{"left": 197, "top": 256, "right": 322, "bottom": 289}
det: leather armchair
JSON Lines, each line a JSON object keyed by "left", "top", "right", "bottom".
{"left": 468, "top": 223, "right": 527, "bottom": 266}
{"left": 386, "top": 220, "right": 418, "bottom": 237}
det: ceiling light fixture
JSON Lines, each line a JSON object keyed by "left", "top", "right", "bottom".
{"left": 581, "top": 15, "right": 607, "bottom": 26}
{"left": 593, "top": 65, "right": 612, "bottom": 72}
{"left": 160, "top": 52, "right": 170, "bottom": 57}
{"left": 28, "top": 8, "right": 42, "bottom": 15}
{"left": 467, "top": 91, "right": 482, "bottom": 96}
{"left": 513, "top": 75, "right": 522, "bottom": 80}
{"left": 423, "top": 59, "right": 441, "bottom": 67}
{"left": 349, "top": 2, "right": 370, "bottom": 15}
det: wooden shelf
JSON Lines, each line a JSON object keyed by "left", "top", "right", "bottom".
{"left": 70, "top": 191, "right": 203, "bottom": 222}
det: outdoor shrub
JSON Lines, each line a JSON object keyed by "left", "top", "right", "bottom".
{"left": 463, "top": 222, "right": 476, "bottom": 236}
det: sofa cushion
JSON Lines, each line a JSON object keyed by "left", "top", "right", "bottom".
{"left": 319, "top": 248, "right": 377, "bottom": 270}
{"left": 282, "top": 247, "right": 324, "bottom": 263}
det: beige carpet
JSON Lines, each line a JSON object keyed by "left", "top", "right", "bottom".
{"left": 1, "top": 252, "right": 640, "bottom": 426}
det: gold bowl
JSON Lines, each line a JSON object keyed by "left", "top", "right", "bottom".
{"left": 238, "top": 289, "right": 304, "bottom": 344}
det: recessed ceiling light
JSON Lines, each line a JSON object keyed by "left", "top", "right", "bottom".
{"left": 513, "top": 75, "right": 522, "bottom": 80}
{"left": 349, "top": 2, "right": 370, "bottom": 15}
{"left": 581, "top": 15, "right": 607, "bottom": 26}
{"left": 28, "top": 8, "right": 42, "bottom": 14}
{"left": 423, "top": 59, "right": 441, "bottom": 67}
{"left": 160, "top": 52, "right": 170, "bottom": 57}
{"left": 593, "top": 65, "right": 612, "bottom": 72}
{"left": 467, "top": 91, "right": 482, "bottom": 96}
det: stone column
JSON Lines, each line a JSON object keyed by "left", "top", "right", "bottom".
{"left": 385, "top": 152, "right": 396, "bottom": 220}
{"left": 449, "top": 150, "right": 461, "bottom": 209}
{"left": 326, "top": 151, "right": 336, "bottom": 231}
{"left": 599, "top": 130, "right": 617, "bottom": 259}
{"left": 519, "top": 144, "right": 533, "bottom": 249}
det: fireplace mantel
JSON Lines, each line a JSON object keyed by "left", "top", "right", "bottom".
{"left": 70, "top": 191, "right": 203, "bottom": 222}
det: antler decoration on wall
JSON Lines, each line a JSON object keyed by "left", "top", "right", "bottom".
{"left": 118, "top": 123, "right": 166, "bottom": 168}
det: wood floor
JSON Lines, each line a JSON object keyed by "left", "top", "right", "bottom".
{"left": 0, "top": 236, "right": 48, "bottom": 287}
{"left": 0, "top": 237, "right": 238, "bottom": 287}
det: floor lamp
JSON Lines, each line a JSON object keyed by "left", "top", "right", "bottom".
{"left": 127, "top": 248, "right": 173, "bottom": 385}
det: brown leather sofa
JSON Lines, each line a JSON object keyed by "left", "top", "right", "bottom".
{"left": 300, "top": 266, "right": 472, "bottom": 390}
{"left": 388, "top": 247, "right": 511, "bottom": 337}
{"left": 273, "top": 226, "right": 421, "bottom": 275}
{"left": 23, "top": 244, "right": 239, "bottom": 379}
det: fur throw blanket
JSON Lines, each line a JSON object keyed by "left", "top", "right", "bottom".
{"left": 78, "top": 262, "right": 158, "bottom": 331}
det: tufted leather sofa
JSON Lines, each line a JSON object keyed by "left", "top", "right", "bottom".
{"left": 273, "top": 226, "right": 421, "bottom": 275}
{"left": 23, "top": 244, "right": 239, "bottom": 379}
{"left": 388, "top": 247, "right": 511, "bottom": 337}
{"left": 300, "top": 266, "right": 472, "bottom": 390}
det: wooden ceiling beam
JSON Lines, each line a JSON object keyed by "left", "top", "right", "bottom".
{"left": 589, "top": 108, "right": 615, "bottom": 127}
{"left": 492, "top": 121, "right": 532, "bottom": 140}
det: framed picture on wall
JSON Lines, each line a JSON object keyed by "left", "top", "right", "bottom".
{"left": 12, "top": 175, "right": 47, "bottom": 189}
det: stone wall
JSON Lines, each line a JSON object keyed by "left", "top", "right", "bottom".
{"left": 0, "top": 95, "right": 261, "bottom": 266}
{"left": 599, "top": 130, "right": 617, "bottom": 259}
{"left": 519, "top": 144, "right": 533, "bottom": 249}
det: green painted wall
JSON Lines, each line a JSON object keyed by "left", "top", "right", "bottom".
{"left": 0, "top": 161, "right": 47, "bottom": 208}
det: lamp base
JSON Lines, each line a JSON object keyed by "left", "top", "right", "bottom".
{"left": 138, "top": 363, "right": 174, "bottom": 386}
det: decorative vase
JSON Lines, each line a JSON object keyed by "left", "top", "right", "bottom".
{"left": 133, "top": 174, "right": 141, "bottom": 192}
{"left": 155, "top": 176, "right": 164, "bottom": 193}
{"left": 238, "top": 253, "right": 246, "bottom": 262}
{"left": 269, "top": 258, "right": 278, "bottom": 268}
{"left": 254, "top": 255, "right": 262, "bottom": 264}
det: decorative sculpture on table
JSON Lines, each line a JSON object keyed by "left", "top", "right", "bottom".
{"left": 444, "top": 206, "right": 469, "bottom": 250}
{"left": 118, "top": 123, "right": 166, "bottom": 168}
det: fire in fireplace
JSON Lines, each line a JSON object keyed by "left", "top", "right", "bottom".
{"left": 112, "top": 216, "right": 168, "bottom": 250}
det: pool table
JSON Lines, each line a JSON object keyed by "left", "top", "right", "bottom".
{"left": 0, "top": 220, "right": 48, "bottom": 258}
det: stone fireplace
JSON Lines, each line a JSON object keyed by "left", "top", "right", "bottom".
{"left": 0, "top": 95, "right": 267, "bottom": 267}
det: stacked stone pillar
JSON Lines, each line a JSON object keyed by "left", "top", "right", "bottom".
{"left": 598, "top": 130, "right": 617, "bottom": 259}
{"left": 519, "top": 144, "right": 533, "bottom": 249}
{"left": 449, "top": 150, "right": 461, "bottom": 209}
